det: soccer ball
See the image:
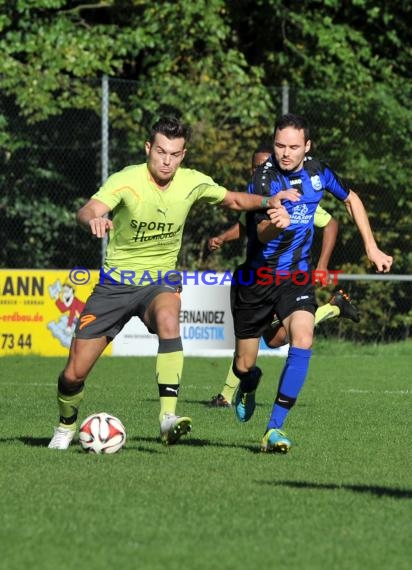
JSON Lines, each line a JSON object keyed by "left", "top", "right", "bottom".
{"left": 79, "top": 412, "right": 126, "bottom": 454}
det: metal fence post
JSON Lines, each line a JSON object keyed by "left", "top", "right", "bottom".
{"left": 101, "top": 74, "right": 109, "bottom": 265}
{"left": 282, "top": 82, "right": 289, "bottom": 114}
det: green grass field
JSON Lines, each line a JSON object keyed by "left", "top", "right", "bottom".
{"left": 1, "top": 341, "right": 411, "bottom": 570}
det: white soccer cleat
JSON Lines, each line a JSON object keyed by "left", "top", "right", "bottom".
{"left": 48, "top": 426, "right": 76, "bottom": 450}
{"left": 160, "top": 413, "right": 192, "bottom": 445}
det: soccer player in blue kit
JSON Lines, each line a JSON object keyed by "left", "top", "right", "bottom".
{"left": 231, "top": 114, "right": 393, "bottom": 453}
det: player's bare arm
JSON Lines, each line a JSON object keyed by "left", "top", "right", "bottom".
{"left": 316, "top": 217, "right": 339, "bottom": 273}
{"left": 257, "top": 205, "right": 291, "bottom": 243}
{"left": 220, "top": 191, "right": 284, "bottom": 211}
{"left": 77, "top": 198, "right": 113, "bottom": 238}
{"left": 344, "top": 190, "right": 393, "bottom": 273}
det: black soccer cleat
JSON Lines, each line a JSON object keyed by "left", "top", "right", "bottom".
{"left": 208, "top": 394, "right": 231, "bottom": 408}
{"left": 329, "top": 289, "right": 360, "bottom": 323}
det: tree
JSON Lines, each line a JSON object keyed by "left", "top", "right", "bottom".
{"left": 0, "top": 0, "right": 275, "bottom": 268}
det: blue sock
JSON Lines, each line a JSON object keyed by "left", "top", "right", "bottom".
{"left": 267, "top": 346, "right": 312, "bottom": 430}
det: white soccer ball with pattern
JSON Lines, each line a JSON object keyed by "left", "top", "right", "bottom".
{"left": 79, "top": 412, "right": 126, "bottom": 454}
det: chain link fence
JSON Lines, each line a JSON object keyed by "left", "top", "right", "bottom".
{"left": 1, "top": 77, "right": 410, "bottom": 341}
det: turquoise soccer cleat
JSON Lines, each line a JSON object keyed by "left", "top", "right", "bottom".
{"left": 234, "top": 367, "right": 262, "bottom": 422}
{"left": 260, "top": 428, "right": 291, "bottom": 453}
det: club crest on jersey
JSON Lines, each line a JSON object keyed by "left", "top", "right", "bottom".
{"left": 290, "top": 203, "right": 311, "bottom": 225}
{"left": 311, "top": 175, "right": 323, "bottom": 191}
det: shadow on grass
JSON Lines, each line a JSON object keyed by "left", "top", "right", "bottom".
{"left": 8, "top": 435, "right": 259, "bottom": 453}
{"left": 128, "top": 435, "right": 259, "bottom": 453}
{"left": 261, "top": 480, "right": 412, "bottom": 499}
{"left": 18, "top": 436, "right": 51, "bottom": 447}
{"left": 14, "top": 436, "right": 161, "bottom": 454}
{"left": 141, "top": 397, "right": 270, "bottom": 408}
{"left": 197, "top": 399, "right": 270, "bottom": 409}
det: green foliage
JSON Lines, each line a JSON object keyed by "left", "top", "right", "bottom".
{"left": 315, "top": 277, "right": 412, "bottom": 343}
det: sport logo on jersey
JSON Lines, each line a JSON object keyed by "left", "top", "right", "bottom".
{"left": 289, "top": 178, "right": 303, "bottom": 194}
{"left": 290, "top": 204, "right": 311, "bottom": 225}
{"left": 310, "top": 175, "right": 323, "bottom": 191}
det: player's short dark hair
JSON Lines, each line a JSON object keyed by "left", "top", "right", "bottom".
{"left": 251, "top": 144, "right": 273, "bottom": 171}
{"left": 274, "top": 113, "right": 310, "bottom": 142}
{"left": 254, "top": 143, "right": 273, "bottom": 155}
{"left": 149, "top": 116, "right": 191, "bottom": 145}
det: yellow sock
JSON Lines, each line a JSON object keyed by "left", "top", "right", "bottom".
{"left": 315, "top": 303, "right": 340, "bottom": 326}
{"left": 57, "top": 389, "right": 84, "bottom": 429}
{"left": 220, "top": 362, "right": 240, "bottom": 403}
{"left": 156, "top": 341, "right": 184, "bottom": 422}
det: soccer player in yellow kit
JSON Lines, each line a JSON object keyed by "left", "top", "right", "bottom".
{"left": 48, "top": 116, "right": 292, "bottom": 450}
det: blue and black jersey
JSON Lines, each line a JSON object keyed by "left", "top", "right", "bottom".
{"left": 245, "top": 155, "right": 350, "bottom": 273}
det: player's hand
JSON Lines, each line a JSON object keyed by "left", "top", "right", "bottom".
{"left": 267, "top": 205, "right": 290, "bottom": 229}
{"left": 314, "top": 265, "right": 333, "bottom": 286}
{"left": 367, "top": 248, "right": 393, "bottom": 273}
{"left": 208, "top": 236, "right": 224, "bottom": 251}
{"left": 89, "top": 217, "right": 114, "bottom": 238}
{"left": 277, "top": 189, "right": 301, "bottom": 202}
